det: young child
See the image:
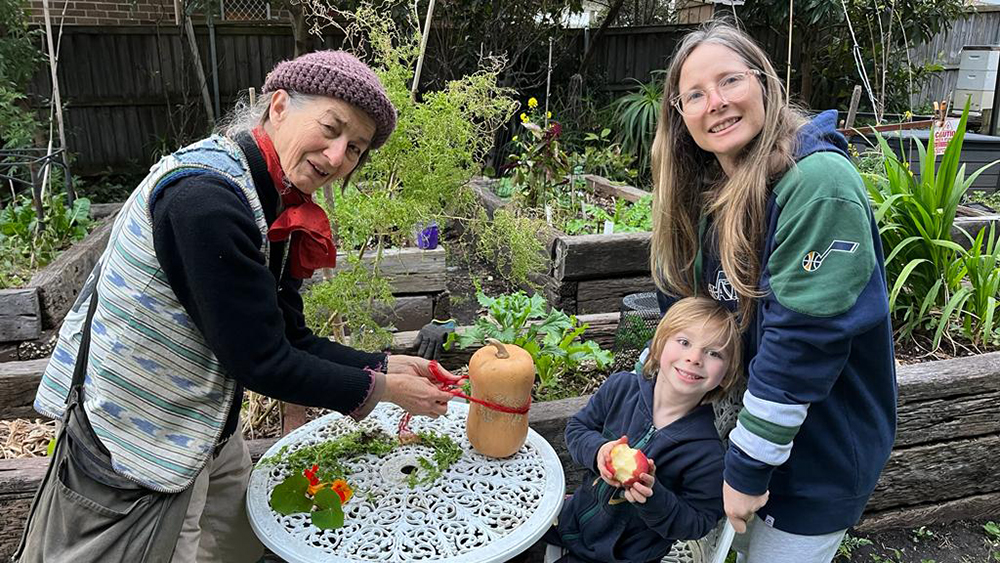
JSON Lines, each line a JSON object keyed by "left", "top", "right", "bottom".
{"left": 543, "top": 296, "right": 742, "bottom": 563}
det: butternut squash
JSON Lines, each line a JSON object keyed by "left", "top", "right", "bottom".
{"left": 465, "top": 339, "right": 535, "bottom": 458}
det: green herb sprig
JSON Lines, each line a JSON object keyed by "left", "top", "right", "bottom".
{"left": 406, "top": 431, "right": 463, "bottom": 487}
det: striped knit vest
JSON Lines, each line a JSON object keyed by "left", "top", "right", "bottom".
{"left": 35, "top": 135, "right": 269, "bottom": 492}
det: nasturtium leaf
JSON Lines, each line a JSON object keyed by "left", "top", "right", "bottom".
{"left": 270, "top": 474, "right": 313, "bottom": 515}
{"left": 311, "top": 488, "right": 344, "bottom": 530}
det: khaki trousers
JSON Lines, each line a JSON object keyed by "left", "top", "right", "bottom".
{"left": 170, "top": 430, "right": 265, "bottom": 563}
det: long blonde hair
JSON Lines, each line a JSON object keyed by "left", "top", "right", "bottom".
{"left": 650, "top": 20, "right": 806, "bottom": 328}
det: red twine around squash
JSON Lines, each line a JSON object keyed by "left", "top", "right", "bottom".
{"left": 396, "top": 360, "right": 531, "bottom": 439}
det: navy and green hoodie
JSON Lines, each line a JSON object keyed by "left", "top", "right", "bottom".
{"left": 658, "top": 110, "right": 897, "bottom": 535}
{"left": 547, "top": 370, "right": 725, "bottom": 563}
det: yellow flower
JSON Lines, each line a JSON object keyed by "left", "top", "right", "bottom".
{"left": 512, "top": 135, "right": 518, "bottom": 142}
{"left": 520, "top": 113, "right": 528, "bottom": 123}
{"left": 546, "top": 111, "right": 552, "bottom": 119}
{"left": 528, "top": 97, "right": 538, "bottom": 108}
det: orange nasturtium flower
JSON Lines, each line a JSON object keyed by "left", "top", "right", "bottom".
{"left": 330, "top": 479, "right": 353, "bottom": 504}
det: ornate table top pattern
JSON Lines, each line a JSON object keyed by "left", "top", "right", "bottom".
{"left": 247, "top": 402, "right": 566, "bottom": 563}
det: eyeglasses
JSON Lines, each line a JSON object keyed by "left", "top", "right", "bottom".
{"left": 671, "top": 69, "right": 761, "bottom": 116}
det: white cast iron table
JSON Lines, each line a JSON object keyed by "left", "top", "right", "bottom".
{"left": 247, "top": 402, "right": 565, "bottom": 563}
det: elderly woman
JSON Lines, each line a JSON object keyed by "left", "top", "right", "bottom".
{"left": 16, "top": 51, "right": 455, "bottom": 563}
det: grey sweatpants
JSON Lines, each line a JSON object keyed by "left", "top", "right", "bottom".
{"left": 732, "top": 515, "right": 847, "bottom": 563}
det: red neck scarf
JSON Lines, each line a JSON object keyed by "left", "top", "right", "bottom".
{"left": 252, "top": 127, "right": 337, "bottom": 279}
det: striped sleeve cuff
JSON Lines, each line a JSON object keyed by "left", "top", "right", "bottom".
{"left": 724, "top": 443, "right": 774, "bottom": 496}
{"left": 724, "top": 390, "right": 810, "bottom": 494}
{"left": 731, "top": 391, "right": 808, "bottom": 465}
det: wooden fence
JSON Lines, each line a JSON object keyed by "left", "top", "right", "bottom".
{"left": 909, "top": 5, "right": 1000, "bottom": 109}
{"left": 582, "top": 24, "right": 793, "bottom": 92}
{"left": 25, "top": 23, "right": 341, "bottom": 173}
{"left": 23, "top": 10, "right": 1000, "bottom": 173}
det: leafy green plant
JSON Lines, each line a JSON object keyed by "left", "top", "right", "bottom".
{"left": 300, "top": 1, "right": 529, "bottom": 334}
{"left": 472, "top": 207, "right": 547, "bottom": 288}
{"left": 911, "top": 525, "right": 935, "bottom": 543}
{"left": 836, "top": 532, "right": 873, "bottom": 561}
{"left": 985, "top": 521, "right": 1000, "bottom": 542}
{"left": 491, "top": 176, "right": 516, "bottom": 199}
{"left": 862, "top": 102, "right": 1000, "bottom": 349}
{"left": 444, "top": 290, "right": 612, "bottom": 391}
{"left": 301, "top": 258, "right": 394, "bottom": 352}
{"left": 0, "top": 193, "right": 92, "bottom": 288}
{"left": 610, "top": 72, "right": 663, "bottom": 179}
{"left": 567, "top": 128, "right": 636, "bottom": 184}
{"left": 508, "top": 100, "right": 570, "bottom": 209}
{"left": 0, "top": 0, "right": 42, "bottom": 149}
{"left": 562, "top": 195, "right": 652, "bottom": 236}
{"left": 960, "top": 224, "right": 1000, "bottom": 346}
{"left": 965, "top": 190, "right": 1000, "bottom": 212}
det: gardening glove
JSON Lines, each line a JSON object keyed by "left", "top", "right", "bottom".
{"left": 415, "top": 319, "right": 456, "bottom": 360}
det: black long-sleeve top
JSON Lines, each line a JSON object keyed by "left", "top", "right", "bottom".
{"left": 150, "top": 135, "right": 386, "bottom": 441}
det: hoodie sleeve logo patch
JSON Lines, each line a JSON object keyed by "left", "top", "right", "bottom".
{"left": 769, "top": 196, "right": 875, "bottom": 318}
{"left": 801, "top": 240, "right": 858, "bottom": 272}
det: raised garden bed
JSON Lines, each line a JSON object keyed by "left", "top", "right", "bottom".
{"left": 851, "top": 130, "right": 1000, "bottom": 192}
{"left": 303, "top": 245, "right": 449, "bottom": 332}
{"left": 474, "top": 175, "right": 1000, "bottom": 317}
{"left": 472, "top": 175, "right": 655, "bottom": 315}
{"left": 0, "top": 203, "right": 121, "bottom": 350}
{"left": 0, "top": 208, "right": 448, "bottom": 356}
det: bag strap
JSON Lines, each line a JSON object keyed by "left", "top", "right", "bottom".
{"left": 69, "top": 284, "right": 101, "bottom": 393}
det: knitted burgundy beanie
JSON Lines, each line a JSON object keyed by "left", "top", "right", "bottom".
{"left": 263, "top": 50, "right": 397, "bottom": 150}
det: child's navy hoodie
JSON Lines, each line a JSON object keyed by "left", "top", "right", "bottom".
{"left": 549, "top": 370, "right": 724, "bottom": 563}
{"left": 658, "top": 110, "right": 897, "bottom": 535}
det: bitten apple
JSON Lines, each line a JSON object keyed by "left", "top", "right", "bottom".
{"left": 605, "top": 443, "right": 650, "bottom": 487}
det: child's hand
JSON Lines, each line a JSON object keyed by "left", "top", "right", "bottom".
{"left": 623, "top": 460, "right": 656, "bottom": 504}
{"left": 596, "top": 435, "right": 629, "bottom": 487}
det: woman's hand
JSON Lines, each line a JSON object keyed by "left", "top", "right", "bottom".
{"left": 723, "top": 481, "right": 770, "bottom": 533}
{"left": 623, "top": 460, "right": 657, "bottom": 504}
{"left": 387, "top": 354, "right": 460, "bottom": 384}
{"left": 383, "top": 372, "right": 453, "bottom": 418}
{"left": 596, "top": 435, "right": 629, "bottom": 487}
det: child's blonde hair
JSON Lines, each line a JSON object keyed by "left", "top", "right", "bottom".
{"left": 642, "top": 296, "right": 742, "bottom": 404}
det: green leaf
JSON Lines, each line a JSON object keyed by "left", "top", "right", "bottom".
{"left": 311, "top": 488, "right": 345, "bottom": 530}
{"left": 269, "top": 474, "right": 313, "bottom": 515}
{"left": 933, "top": 287, "right": 972, "bottom": 349}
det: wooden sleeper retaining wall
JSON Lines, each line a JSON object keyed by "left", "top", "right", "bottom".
{"left": 0, "top": 203, "right": 122, "bottom": 345}
{"left": 472, "top": 176, "right": 656, "bottom": 315}
{"left": 303, "top": 245, "right": 450, "bottom": 332}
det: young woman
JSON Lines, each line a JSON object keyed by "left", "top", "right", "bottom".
{"left": 649, "top": 20, "right": 897, "bottom": 563}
